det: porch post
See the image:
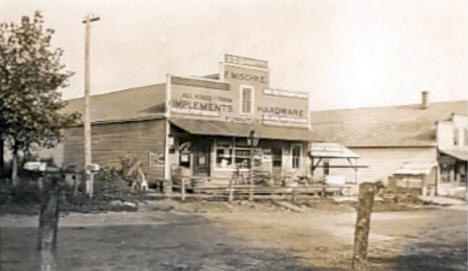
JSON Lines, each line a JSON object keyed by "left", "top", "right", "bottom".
{"left": 164, "top": 119, "right": 171, "bottom": 181}
{"left": 164, "top": 74, "right": 172, "bottom": 185}
{"left": 249, "top": 145, "right": 254, "bottom": 202}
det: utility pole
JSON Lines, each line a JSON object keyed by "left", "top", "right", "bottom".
{"left": 82, "top": 14, "right": 100, "bottom": 199}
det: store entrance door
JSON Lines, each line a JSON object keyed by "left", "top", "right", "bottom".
{"left": 272, "top": 147, "right": 282, "bottom": 183}
{"left": 193, "top": 139, "right": 211, "bottom": 176}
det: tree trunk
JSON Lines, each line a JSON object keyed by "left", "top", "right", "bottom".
{"left": 0, "top": 133, "right": 4, "bottom": 176}
{"left": 11, "top": 146, "right": 18, "bottom": 186}
{"left": 38, "top": 174, "right": 60, "bottom": 271}
{"left": 352, "top": 182, "right": 376, "bottom": 271}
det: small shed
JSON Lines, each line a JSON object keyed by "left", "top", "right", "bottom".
{"left": 309, "top": 142, "right": 368, "bottom": 185}
{"left": 389, "top": 161, "right": 438, "bottom": 196}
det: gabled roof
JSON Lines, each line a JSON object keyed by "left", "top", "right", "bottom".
{"left": 310, "top": 100, "right": 468, "bottom": 147}
{"left": 62, "top": 84, "right": 166, "bottom": 124}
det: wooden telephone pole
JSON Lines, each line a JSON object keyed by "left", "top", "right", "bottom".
{"left": 83, "top": 14, "right": 99, "bottom": 198}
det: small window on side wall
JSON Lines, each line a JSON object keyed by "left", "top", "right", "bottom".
{"left": 465, "top": 128, "right": 468, "bottom": 146}
{"left": 453, "top": 127, "right": 459, "bottom": 146}
{"left": 240, "top": 86, "right": 253, "bottom": 114}
{"left": 291, "top": 144, "right": 301, "bottom": 169}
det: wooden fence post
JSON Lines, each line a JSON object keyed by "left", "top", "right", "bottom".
{"left": 38, "top": 174, "right": 61, "bottom": 271}
{"left": 322, "top": 185, "right": 327, "bottom": 198}
{"left": 248, "top": 171, "right": 254, "bottom": 202}
{"left": 291, "top": 188, "right": 297, "bottom": 203}
{"left": 352, "top": 182, "right": 376, "bottom": 271}
{"left": 163, "top": 178, "right": 172, "bottom": 199}
{"left": 228, "top": 177, "right": 234, "bottom": 203}
{"left": 181, "top": 177, "right": 186, "bottom": 201}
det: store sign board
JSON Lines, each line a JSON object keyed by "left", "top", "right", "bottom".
{"left": 149, "top": 152, "right": 165, "bottom": 167}
{"left": 170, "top": 81, "right": 234, "bottom": 118}
{"left": 258, "top": 106, "right": 307, "bottom": 124}
{"left": 257, "top": 106, "right": 305, "bottom": 118}
{"left": 224, "top": 54, "right": 268, "bottom": 69}
{"left": 264, "top": 88, "right": 308, "bottom": 99}
{"left": 263, "top": 115, "right": 308, "bottom": 124}
{"left": 224, "top": 70, "right": 268, "bottom": 84}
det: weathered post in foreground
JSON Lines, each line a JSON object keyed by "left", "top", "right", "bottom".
{"left": 38, "top": 174, "right": 61, "bottom": 271}
{"left": 352, "top": 182, "right": 376, "bottom": 271}
{"left": 23, "top": 162, "right": 61, "bottom": 271}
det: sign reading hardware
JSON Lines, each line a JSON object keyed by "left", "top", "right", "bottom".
{"left": 258, "top": 106, "right": 307, "bottom": 123}
{"left": 170, "top": 93, "right": 233, "bottom": 116}
{"left": 257, "top": 106, "right": 305, "bottom": 118}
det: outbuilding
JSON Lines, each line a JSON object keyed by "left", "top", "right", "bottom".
{"left": 310, "top": 94, "right": 467, "bottom": 196}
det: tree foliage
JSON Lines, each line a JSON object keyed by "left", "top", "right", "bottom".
{"left": 0, "top": 11, "right": 80, "bottom": 156}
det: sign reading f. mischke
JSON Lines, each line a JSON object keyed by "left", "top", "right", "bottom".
{"left": 224, "top": 70, "right": 268, "bottom": 84}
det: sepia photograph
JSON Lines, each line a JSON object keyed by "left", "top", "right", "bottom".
{"left": 0, "top": 0, "right": 467, "bottom": 270}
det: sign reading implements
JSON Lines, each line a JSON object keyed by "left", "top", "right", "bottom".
{"left": 170, "top": 92, "right": 233, "bottom": 116}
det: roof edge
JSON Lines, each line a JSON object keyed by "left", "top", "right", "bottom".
{"left": 68, "top": 115, "right": 165, "bottom": 127}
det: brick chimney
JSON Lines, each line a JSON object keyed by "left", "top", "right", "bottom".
{"left": 421, "top": 91, "right": 430, "bottom": 109}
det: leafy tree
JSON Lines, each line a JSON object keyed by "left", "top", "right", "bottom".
{"left": 0, "top": 11, "right": 80, "bottom": 184}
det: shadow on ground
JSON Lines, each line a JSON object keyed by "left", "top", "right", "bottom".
{"left": 1, "top": 208, "right": 466, "bottom": 271}
{"left": 1, "top": 213, "right": 345, "bottom": 271}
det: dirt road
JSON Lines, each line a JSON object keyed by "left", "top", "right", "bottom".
{"left": 1, "top": 200, "right": 466, "bottom": 271}
{"left": 1, "top": 211, "right": 311, "bottom": 271}
{"left": 205, "top": 206, "right": 467, "bottom": 270}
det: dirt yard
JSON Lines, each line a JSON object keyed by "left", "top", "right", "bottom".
{"left": 1, "top": 199, "right": 466, "bottom": 271}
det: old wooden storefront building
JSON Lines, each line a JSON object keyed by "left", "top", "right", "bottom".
{"left": 54, "top": 54, "right": 324, "bottom": 187}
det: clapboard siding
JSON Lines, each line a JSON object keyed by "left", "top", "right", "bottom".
{"left": 319, "top": 147, "right": 438, "bottom": 183}
{"left": 63, "top": 119, "right": 166, "bottom": 180}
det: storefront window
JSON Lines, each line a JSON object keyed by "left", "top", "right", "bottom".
{"left": 272, "top": 147, "right": 282, "bottom": 167}
{"left": 240, "top": 86, "right": 253, "bottom": 114}
{"left": 216, "top": 138, "right": 233, "bottom": 169}
{"left": 215, "top": 137, "right": 252, "bottom": 169}
{"left": 179, "top": 141, "right": 191, "bottom": 168}
{"left": 235, "top": 149, "right": 251, "bottom": 167}
{"left": 291, "top": 144, "right": 301, "bottom": 169}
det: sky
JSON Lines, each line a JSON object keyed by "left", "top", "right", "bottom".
{"left": 1, "top": 0, "right": 467, "bottom": 111}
